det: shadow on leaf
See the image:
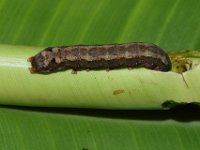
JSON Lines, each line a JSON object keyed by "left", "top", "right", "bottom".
{"left": 1, "top": 103, "right": 200, "bottom": 122}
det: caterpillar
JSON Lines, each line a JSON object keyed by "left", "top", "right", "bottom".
{"left": 28, "top": 42, "right": 172, "bottom": 73}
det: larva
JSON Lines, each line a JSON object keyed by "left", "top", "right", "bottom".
{"left": 28, "top": 42, "right": 172, "bottom": 73}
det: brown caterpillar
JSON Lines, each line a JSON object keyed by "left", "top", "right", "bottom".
{"left": 28, "top": 42, "right": 172, "bottom": 73}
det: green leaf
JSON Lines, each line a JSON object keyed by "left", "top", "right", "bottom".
{"left": 0, "top": 0, "right": 200, "bottom": 149}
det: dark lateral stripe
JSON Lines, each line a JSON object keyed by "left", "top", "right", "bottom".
{"left": 28, "top": 42, "right": 172, "bottom": 73}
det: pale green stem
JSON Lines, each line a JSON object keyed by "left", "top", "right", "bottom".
{"left": 0, "top": 44, "right": 200, "bottom": 109}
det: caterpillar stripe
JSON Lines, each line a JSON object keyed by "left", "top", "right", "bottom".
{"left": 28, "top": 42, "right": 172, "bottom": 73}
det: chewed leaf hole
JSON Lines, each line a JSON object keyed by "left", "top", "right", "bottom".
{"left": 162, "top": 100, "right": 200, "bottom": 109}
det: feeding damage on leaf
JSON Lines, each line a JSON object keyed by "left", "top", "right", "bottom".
{"left": 162, "top": 100, "right": 200, "bottom": 110}
{"left": 113, "top": 89, "right": 125, "bottom": 95}
{"left": 169, "top": 50, "right": 200, "bottom": 73}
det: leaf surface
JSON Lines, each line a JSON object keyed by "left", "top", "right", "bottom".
{"left": 0, "top": 0, "right": 200, "bottom": 149}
